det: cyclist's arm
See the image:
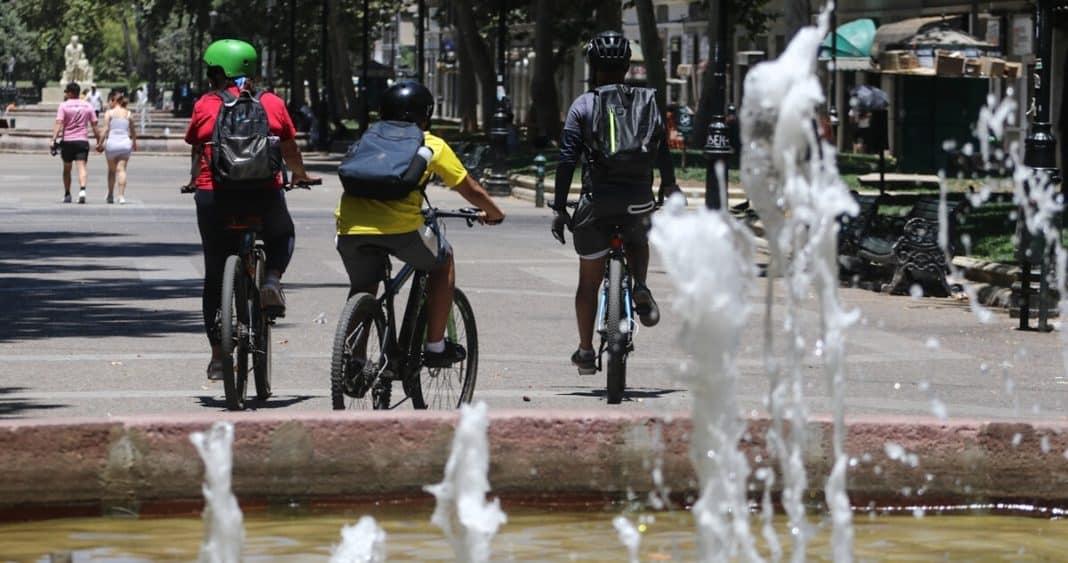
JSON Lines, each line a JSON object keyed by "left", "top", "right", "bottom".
{"left": 655, "top": 134, "right": 678, "bottom": 195}
{"left": 50, "top": 119, "right": 62, "bottom": 145}
{"left": 554, "top": 128, "right": 581, "bottom": 211}
{"left": 453, "top": 174, "right": 505, "bottom": 224}
{"left": 280, "top": 138, "right": 319, "bottom": 184}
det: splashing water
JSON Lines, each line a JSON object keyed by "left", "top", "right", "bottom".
{"left": 330, "top": 516, "right": 387, "bottom": 563}
{"left": 613, "top": 515, "right": 641, "bottom": 563}
{"left": 189, "top": 421, "right": 244, "bottom": 563}
{"left": 651, "top": 195, "right": 762, "bottom": 562}
{"left": 425, "top": 401, "right": 507, "bottom": 562}
{"left": 739, "top": 5, "right": 857, "bottom": 561}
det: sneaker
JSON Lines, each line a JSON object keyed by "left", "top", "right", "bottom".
{"left": 77, "top": 189, "right": 86, "bottom": 204}
{"left": 206, "top": 358, "right": 225, "bottom": 381}
{"left": 62, "top": 193, "right": 71, "bottom": 203}
{"left": 423, "top": 341, "right": 467, "bottom": 368}
{"left": 571, "top": 348, "right": 597, "bottom": 375}
{"left": 106, "top": 194, "right": 114, "bottom": 204}
{"left": 632, "top": 284, "right": 660, "bottom": 327}
{"left": 260, "top": 277, "right": 286, "bottom": 317}
{"left": 118, "top": 196, "right": 126, "bottom": 204}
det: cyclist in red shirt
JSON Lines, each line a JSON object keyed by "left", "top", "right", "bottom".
{"left": 185, "top": 39, "right": 319, "bottom": 381}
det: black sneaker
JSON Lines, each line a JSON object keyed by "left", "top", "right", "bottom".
{"left": 423, "top": 341, "right": 467, "bottom": 368}
{"left": 63, "top": 193, "right": 72, "bottom": 203}
{"left": 632, "top": 284, "right": 660, "bottom": 327}
{"left": 571, "top": 348, "right": 597, "bottom": 375}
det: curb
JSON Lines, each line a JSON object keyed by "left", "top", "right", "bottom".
{"left": 2, "top": 411, "right": 1067, "bottom": 516}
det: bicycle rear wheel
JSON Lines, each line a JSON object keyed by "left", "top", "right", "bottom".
{"left": 330, "top": 293, "right": 387, "bottom": 410}
{"left": 605, "top": 258, "right": 627, "bottom": 405}
{"left": 221, "top": 255, "right": 249, "bottom": 411}
{"left": 409, "top": 288, "right": 478, "bottom": 409}
{"left": 252, "top": 254, "right": 271, "bottom": 401}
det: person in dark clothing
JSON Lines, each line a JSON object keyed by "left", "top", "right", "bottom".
{"left": 549, "top": 30, "right": 680, "bottom": 374}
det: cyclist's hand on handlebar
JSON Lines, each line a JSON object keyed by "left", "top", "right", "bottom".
{"left": 479, "top": 209, "right": 505, "bottom": 225}
{"left": 551, "top": 209, "right": 570, "bottom": 245}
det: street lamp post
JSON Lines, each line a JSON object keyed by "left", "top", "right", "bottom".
{"left": 483, "top": 0, "right": 512, "bottom": 196}
{"left": 288, "top": 0, "right": 296, "bottom": 105}
{"left": 417, "top": 0, "right": 427, "bottom": 84}
{"left": 703, "top": 0, "right": 732, "bottom": 210}
{"left": 828, "top": 4, "right": 839, "bottom": 138}
{"left": 319, "top": 0, "right": 331, "bottom": 151}
{"left": 360, "top": 0, "right": 370, "bottom": 133}
{"left": 1018, "top": 0, "right": 1061, "bottom": 331}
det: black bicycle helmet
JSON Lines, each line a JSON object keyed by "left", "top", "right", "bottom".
{"left": 380, "top": 81, "right": 435, "bottom": 124}
{"left": 585, "top": 31, "right": 631, "bottom": 72}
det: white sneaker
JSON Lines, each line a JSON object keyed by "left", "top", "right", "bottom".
{"left": 118, "top": 196, "right": 126, "bottom": 204}
{"left": 77, "top": 189, "right": 86, "bottom": 204}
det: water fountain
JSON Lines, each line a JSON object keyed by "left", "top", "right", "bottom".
{"left": 189, "top": 421, "right": 244, "bottom": 563}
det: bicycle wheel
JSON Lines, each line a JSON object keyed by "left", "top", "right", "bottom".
{"left": 220, "top": 255, "right": 249, "bottom": 411}
{"left": 409, "top": 288, "right": 478, "bottom": 409}
{"left": 330, "top": 293, "right": 387, "bottom": 410}
{"left": 252, "top": 253, "right": 272, "bottom": 401}
{"left": 605, "top": 258, "right": 626, "bottom": 405}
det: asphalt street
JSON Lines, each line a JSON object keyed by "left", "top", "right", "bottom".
{"left": 1, "top": 152, "right": 1066, "bottom": 421}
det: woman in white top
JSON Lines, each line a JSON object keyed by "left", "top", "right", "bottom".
{"left": 96, "top": 93, "right": 137, "bottom": 204}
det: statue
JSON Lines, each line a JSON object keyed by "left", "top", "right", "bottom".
{"left": 60, "top": 35, "right": 93, "bottom": 86}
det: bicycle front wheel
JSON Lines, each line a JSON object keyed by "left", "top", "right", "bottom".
{"left": 330, "top": 293, "right": 387, "bottom": 410}
{"left": 220, "top": 255, "right": 249, "bottom": 411}
{"left": 605, "top": 258, "right": 627, "bottom": 405}
{"left": 252, "top": 254, "right": 271, "bottom": 401}
{"left": 409, "top": 288, "right": 478, "bottom": 409}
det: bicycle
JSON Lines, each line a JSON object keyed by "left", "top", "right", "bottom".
{"left": 182, "top": 178, "right": 321, "bottom": 411}
{"left": 330, "top": 207, "right": 484, "bottom": 411}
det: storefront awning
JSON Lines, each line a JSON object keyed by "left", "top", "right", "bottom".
{"left": 871, "top": 16, "right": 947, "bottom": 58}
{"left": 820, "top": 18, "right": 876, "bottom": 58}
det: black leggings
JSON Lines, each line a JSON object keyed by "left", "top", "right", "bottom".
{"left": 195, "top": 189, "right": 295, "bottom": 344}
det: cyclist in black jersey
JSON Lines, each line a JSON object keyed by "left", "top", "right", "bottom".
{"left": 550, "top": 31, "right": 681, "bottom": 374}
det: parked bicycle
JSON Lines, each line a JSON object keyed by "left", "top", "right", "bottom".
{"left": 331, "top": 207, "right": 484, "bottom": 410}
{"left": 182, "top": 178, "right": 320, "bottom": 410}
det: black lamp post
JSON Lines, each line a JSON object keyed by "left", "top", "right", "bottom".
{"left": 703, "top": 0, "right": 732, "bottom": 210}
{"left": 828, "top": 5, "right": 839, "bottom": 135}
{"left": 318, "top": 0, "right": 331, "bottom": 150}
{"left": 288, "top": 0, "right": 296, "bottom": 105}
{"left": 360, "top": 0, "right": 370, "bottom": 133}
{"left": 483, "top": 0, "right": 512, "bottom": 196}
{"left": 1018, "top": 0, "right": 1061, "bottom": 331}
{"left": 417, "top": 0, "right": 427, "bottom": 84}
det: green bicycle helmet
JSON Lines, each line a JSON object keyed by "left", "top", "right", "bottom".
{"left": 203, "top": 39, "right": 258, "bottom": 78}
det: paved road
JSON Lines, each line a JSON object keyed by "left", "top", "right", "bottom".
{"left": 1, "top": 153, "right": 1065, "bottom": 421}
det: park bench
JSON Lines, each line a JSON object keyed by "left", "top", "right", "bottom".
{"left": 842, "top": 195, "right": 971, "bottom": 296}
{"left": 452, "top": 142, "right": 492, "bottom": 183}
{"left": 837, "top": 191, "right": 886, "bottom": 272}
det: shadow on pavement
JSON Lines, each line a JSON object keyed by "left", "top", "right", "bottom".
{"left": 558, "top": 386, "right": 683, "bottom": 402}
{"left": 0, "top": 231, "right": 204, "bottom": 342}
{"left": 195, "top": 394, "right": 316, "bottom": 410}
{"left": 0, "top": 386, "right": 67, "bottom": 418}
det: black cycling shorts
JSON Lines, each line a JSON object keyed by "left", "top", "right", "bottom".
{"left": 570, "top": 193, "right": 654, "bottom": 259}
{"left": 60, "top": 140, "right": 90, "bottom": 162}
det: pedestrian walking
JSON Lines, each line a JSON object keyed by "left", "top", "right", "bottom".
{"left": 50, "top": 82, "right": 101, "bottom": 203}
{"left": 96, "top": 93, "right": 137, "bottom": 204}
{"left": 134, "top": 86, "right": 149, "bottom": 133}
{"left": 4, "top": 55, "right": 14, "bottom": 88}
{"left": 86, "top": 85, "right": 103, "bottom": 118}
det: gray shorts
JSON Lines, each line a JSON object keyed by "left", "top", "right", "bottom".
{"left": 337, "top": 229, "right": 450, "bottom": 291}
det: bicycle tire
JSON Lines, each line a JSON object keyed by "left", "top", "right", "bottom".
{"left": 330, "top": 293, "right": 386, "bottom": 410}
{"left": 409, "top": 288, "right": 479, "bottom": 409}
{"left": 252, "top": 254, "right": 272, "bottom": 401}
{"left": 221, "top": 255, "right": 249, "bottom": 411}
{"left": 605, "top": 258, "right": 626, "bottom": 404}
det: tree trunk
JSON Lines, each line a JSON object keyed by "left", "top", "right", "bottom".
{"left": 784, "top": 0, "right": 811, "bottom": 45}
{"left": 453, "top": 0, "right": 497, "bottom": 129}
{"left": 121, "top": 10, "right": 136, "bottom": 76}
{"left": 635, "top": 0, "right": 667, "bottom": 112}
{"left": 528, "top": 0, "right": 561, "bottom": 142}
{"left": 329, "top": 0, "right": 358, "bottom": 118}
{"left": 595, "top": 0, "right": 622, "bottom": 31}
{"left": 456, "top": 26, "right": 479, "bottom": 132}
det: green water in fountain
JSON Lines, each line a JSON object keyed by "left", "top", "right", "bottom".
{"left": 2, "top": 505, "right": 1066, "bottom": 561}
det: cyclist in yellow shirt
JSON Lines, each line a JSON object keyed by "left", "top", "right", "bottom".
{"left": 335, "top": 82, "right": 505, "bottom": 367}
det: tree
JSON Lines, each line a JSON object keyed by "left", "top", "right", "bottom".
{"left": 634, "top": 0, "right": 667, "bottom": 113}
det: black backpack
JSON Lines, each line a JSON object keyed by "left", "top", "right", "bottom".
{"left": 338, "top": 120, "right": 431, "bottom": 200}
{"left": 585, "top": 84, "right": 664, "bottom": 187}
{"left": 210, "top": 89, "right": 281, "bottom": 190}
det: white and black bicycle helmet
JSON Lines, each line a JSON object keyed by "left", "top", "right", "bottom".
{"left": 585, "top": 31, "right": 631, "bottom": 72}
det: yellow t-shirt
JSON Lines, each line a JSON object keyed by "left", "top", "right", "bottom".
{"left": 335, "top": 132, "right": 469, "bottom": 235}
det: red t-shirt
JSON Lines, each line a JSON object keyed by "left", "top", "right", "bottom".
{"left": 184, "top": 87, "right": 297, "bottom": 190}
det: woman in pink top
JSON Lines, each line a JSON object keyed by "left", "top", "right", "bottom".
{"left": 50, "top": 82, "right": 101, "bottom": 203}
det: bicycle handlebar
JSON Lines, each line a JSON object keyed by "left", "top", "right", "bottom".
{"left": 179, "top": 178, "right": 322, "bottom": 194}
{"left": 429, "top": 207, "right": 497, "bottom": 227}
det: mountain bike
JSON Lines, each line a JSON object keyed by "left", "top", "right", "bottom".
{"left": 331, "top": 207, "right": 483, "bottom": 410}
{"left": 183, "top": 178, "right": 321, "bottom": 411}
